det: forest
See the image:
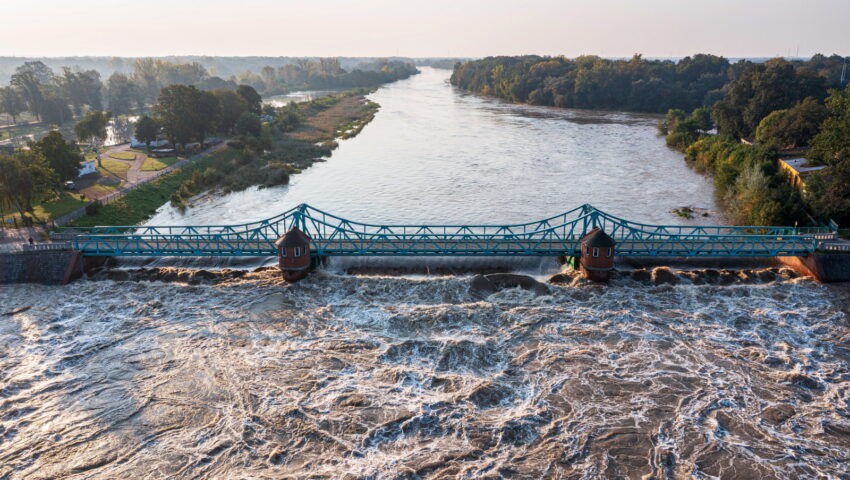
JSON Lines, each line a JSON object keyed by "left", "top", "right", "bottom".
{"left": 0, "top": 57, "right": 417, "bottom": 123}
{"left": 452, "top": 54, "right": 850, "bottom": 226}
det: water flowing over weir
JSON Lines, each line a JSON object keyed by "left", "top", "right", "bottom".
{"left": 3, "top": 69, "right": 849, "bottom": 479}
{"left": 1, "top": 270, "right": 849, "bottom": 478}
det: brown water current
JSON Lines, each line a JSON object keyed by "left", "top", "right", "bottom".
{"left": 1, "top": 267, "right": 849, "bottom": 479}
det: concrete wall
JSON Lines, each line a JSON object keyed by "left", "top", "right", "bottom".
{"left": 778, "top": 253, "right": 850, "bottom": 283}
{"left": 0, "top": 251, "right": 83, "bottom": 285}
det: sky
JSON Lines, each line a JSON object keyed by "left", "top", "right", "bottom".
{"left": 1, "top": 0, "right": 848, "bottom": 58}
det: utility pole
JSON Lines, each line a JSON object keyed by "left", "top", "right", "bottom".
{"left": 841, "top": 58, "right": 847, "bottom": 85}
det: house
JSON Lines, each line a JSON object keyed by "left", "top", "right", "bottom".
{"left": 740, "top": 137, "right": 756, "bottom": 146}
{"left": 779, "top": 158, "right": 827, "bottom": 189}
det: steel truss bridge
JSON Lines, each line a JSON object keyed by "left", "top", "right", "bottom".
{"left": 67, "top": 204, "right": 819, "bottom": 257}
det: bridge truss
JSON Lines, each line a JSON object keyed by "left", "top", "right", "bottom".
{"left": 69, "top": 204, "right": 818, "bottom": 257}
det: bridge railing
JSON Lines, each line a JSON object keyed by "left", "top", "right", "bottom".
{"left": 69, "top": 203, "right": 819, "bottom": 257}
{"left": 74, "top": 224, "right": 817, "bottom": 257}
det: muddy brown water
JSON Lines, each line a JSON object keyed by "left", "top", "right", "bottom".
{"left": 1, "top": 267, "right": 849, "bottom": 479}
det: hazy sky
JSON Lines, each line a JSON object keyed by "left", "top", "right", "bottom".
{"left": 1, "top": 0, "right": 848, "bottom": 58}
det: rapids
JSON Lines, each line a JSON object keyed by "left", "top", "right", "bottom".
{"left": 1, "top": 268, "right": 849, "bottom": 479}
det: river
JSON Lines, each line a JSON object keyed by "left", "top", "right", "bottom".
{"left": 144, "top": 67, "right": 720, "bottom": 226}
{"left": 2, "top": 69, "right": 849, "bottom": 479}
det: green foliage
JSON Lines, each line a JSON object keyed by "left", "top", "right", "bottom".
{"left": 451, "top": 54, "right": 730, "bottom": 113}
{"left": 754, "top": 97, "right": 827, "bottom": 148}
{"left": 235, "top": 112, "right": 261, "bottom": 137}
{"left": 0, "top": 150, "right": 57, "bottom": 218}
{"left": 212, "top": 89, "right": 249, "bottom": 134}
{"left": 806, "top": 84, "right": 850, "bottom": 223}
{"left": 254, "top": 58, "right": 418, "bottom": 94}
{"left": 106, "top": 72, "right": 142, "bottom": 115}
{"left": 682, "top": 135, "right": 804, "bottom": 225}
{"left": 40, "top": 95, "right": 73, "bottom": 125}
{"left": 32, "top": 130, "right": 83, "bottom": 181}
{"left": 74, "top": 110, "right": 111, "bottom": 145}
{"left": 713, "top": 60, "right": 828, "bottom": 139}
{"left": 0, "top": 86, "right": 27, "bottom": 123}
{"left": 134, "top": 115, "right": 159, "bottom": 149}
{"left": 153, "top": 85, "right": 218, "bottom": 151}
{"left": 275, "top": 103, "right": 304, "bottom": 132}
{"left": 236, "top": 85, "right": 262, "bottom": 115}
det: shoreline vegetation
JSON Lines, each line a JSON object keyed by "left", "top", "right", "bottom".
{"left": 451, "top": 54, "right": 850, "bottom": 227}
{"left": 1, "top": 57, "right": 417, "bottom": 232}
{"left": 67, "top": 90, "right": 380, "bottom": 227}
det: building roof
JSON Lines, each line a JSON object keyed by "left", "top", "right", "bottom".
{"left": 581, "top": 227, "right": 616, "bottom": 247}
{"left": 781, "top": 158, "right": 827, "bottom": 175}
{"left": 275, "top": 227, "right": 311, "bottom": 248}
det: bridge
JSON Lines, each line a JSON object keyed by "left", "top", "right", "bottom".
{"left": 67, "top": 204, "right": 819, "bottom": 257}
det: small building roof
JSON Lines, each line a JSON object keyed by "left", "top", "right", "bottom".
{"left": 581, "top": 227, "right": 616, "bottom": 247}
{"left": 275, "top": 227, "right": 310, "bottom": 248}
{"left": 780, "top": 158, "right": 827, "bottom": 175}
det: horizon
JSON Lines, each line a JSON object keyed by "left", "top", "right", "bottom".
{"left": 1, "top": 0, "right": 848, "bottom": 58}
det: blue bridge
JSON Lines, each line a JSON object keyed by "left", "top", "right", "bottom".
{"left": 67, "top": 204, "right": 819, "bottom": 257}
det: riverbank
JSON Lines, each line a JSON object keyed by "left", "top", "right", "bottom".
{"left": 67, "top": 90, "right": 380, "bottom": 227}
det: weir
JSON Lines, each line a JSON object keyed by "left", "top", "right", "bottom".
{"left": 67, "top": 203, "right": 818, "bottom": 258}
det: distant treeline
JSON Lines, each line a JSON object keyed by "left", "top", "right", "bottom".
{"left": 450, "top": 54, "right": 847, "bottom": 116}
{"left": 0, "top": 56, "right": 449, "bottom": 89}
{"left": 0, "top": 58, "right": 418, "bottom": 125}
{"left": 234, "top": 59, "right": 419, "bottom": 95}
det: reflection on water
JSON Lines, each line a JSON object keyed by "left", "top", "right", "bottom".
{"left": 145, "top": 68, "right": 721, "bottom": 227}
{"left": 264, "top": 90, "right": 343, "bottom": 107}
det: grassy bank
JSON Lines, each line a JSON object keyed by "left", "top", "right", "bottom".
{"left": 67, "top": 90, "right": 380, "bottom": 227}
{"left": 168, "top": 90, "right": 379, "bottom": 210}
{"left": 68, "top": 149, "right": 237, "bottom": 227}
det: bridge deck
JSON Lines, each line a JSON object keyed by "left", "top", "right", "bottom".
{"left": 65, "top": 203, "right": 820, "bottom": 257}
{"left": 74, "top": 236, "right": 815, "bottom": 257}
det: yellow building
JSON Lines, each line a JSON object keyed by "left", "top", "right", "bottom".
{"left": 779, "top": 158, "right": 826, "bottom": 189}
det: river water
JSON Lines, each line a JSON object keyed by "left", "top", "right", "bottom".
{"left": 144, "top": 68, "right": 720, "bottom": 226}
{"left": 2, "top": 69, "right": 849, "bottom": 479}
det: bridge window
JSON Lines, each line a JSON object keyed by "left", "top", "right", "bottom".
{"left": 606, "top": 247, "right": 612, "bottom": 257}
{"left": 592, "top": 247, "right": 599, "bottom": 257}
{"left": 294, "top": 247, "right": 301, "bottom": 257}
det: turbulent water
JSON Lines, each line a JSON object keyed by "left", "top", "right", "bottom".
{"left": 3, "top": 69, "right": 849, "bottom": 479}
{"left": 2, "top": 268, "right": 849, "bottom": 479}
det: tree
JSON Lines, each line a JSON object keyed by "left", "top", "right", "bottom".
{"left": 235, "top": 112, "right": 261, "bottom": 137}
{"left": 74, "top": 110, "right": 111, "bottom": 164}
{"left": 212, "top": 89, "right": 249, "bottom": 134}
{"left": 10, "top": 70, "right": 45, "bottom": 121}
{"left": 806, "top": 85, "right": 850, "bottom": 223}
{"left": 0, "top": 87, "right": 27, "bottom": 124}
{"left": 40, "top": 96, "right": 73, "bottom": 125}
{"left": 58, "top": 68, "right": 103, "bottom": 115}
{"left": 713, "top": 61, "right": 828, "bottom": 138}
{"left": 755, "top": 97, "right": 827, "bottom": 148}
{"left": 134, "top": 115, "right": 159, "bottom": 152}
{"left": 0, "top": 151, "right": 57, "bottom": 219}
{"left": 154, "top": 84, "right": 218, "bottom": 151}
{"left": 236, "top": 85, "right": 262, "bottom": 115}
{"left": 32, "top": 130, "right": 83, "bottom": 181}
{"left": 195, "top": 91, "right": 220, "bottom": 146}
{"left": 106, "top": 73, "right": 139, "bottom": 115}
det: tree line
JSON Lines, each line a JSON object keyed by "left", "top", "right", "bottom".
{"left": 0, "top": 58, "right": 417, "bottom": 126}
{"left": 453, "top": 54, "right": 850, "bottom": 226}
{"left": 233, "top": 58, "right": 418, "bottom": 95}
{"left": 450, "top": 54, "right": 847, "bottom": 115}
